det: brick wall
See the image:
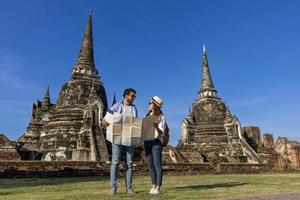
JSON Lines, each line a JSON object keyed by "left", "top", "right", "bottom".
{"left": 0, "top": 161, "right": 276, "bottom": 178}
{"left": 0, "top": 161, "right": 108, "bottom": 178}
{"left": 0, "top": 149, "right": 21, "bottom": 160}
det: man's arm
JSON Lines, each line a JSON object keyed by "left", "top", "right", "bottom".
{"left": 101, "top": 109, "right": 114, "bottom": 127}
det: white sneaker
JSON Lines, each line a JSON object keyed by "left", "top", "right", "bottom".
{"left": 151, "top": 188, "right": 160, "bottom": 195}
{"left": 149, "top": 188, "right": 156, "bottom": 194}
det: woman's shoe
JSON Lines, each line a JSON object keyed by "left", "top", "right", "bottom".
{"left": 149, "top": 188, "right": 156, "bottom": 194}
{"left": 151, "top": 188, "right": 160, "bottom": 195}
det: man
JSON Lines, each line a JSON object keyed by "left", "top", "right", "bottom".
{"left": 102, "top": 88, "right": 138, "bottom": 195}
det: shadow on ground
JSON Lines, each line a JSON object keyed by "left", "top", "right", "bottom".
{"left": 171, "top": 182, "right": 248, "bottom": 191}
{"left": 0, "top": 176, "right": 108, "bottom": 189}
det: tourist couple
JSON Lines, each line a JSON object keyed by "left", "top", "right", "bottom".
{"left": 102, "top": 88, "right": 167, "bottom": 195}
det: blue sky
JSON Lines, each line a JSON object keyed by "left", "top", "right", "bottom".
{"left": 0, "top": 0, "right": 300, "bottom": 145}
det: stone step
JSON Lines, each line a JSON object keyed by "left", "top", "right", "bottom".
{"left": 50, "top": 112, "right": 83, "bottom": 116}
{"left": 49, "top": 116, "right": 83, "bottom": 121}
{"left": 196, "top": 127, "right": 225, "bottom": 131}
{"left": 195, "top": 131, "right": 227, "bottom": 136}
{"left": 92, "top": 125, "right": 109, "bottom": 162}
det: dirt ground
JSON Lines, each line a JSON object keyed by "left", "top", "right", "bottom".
{"left": 224, "top": 193, "right": 300, "bottom": 200}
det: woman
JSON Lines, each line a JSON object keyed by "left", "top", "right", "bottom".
{"left": 144, "top": 96, "right": 166, "bottom": 195}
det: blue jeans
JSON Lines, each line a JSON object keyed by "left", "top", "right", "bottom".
{"left": 110, "top": 143, "right": 135, "bottom": 190}
{"left": 144, "top": 139, "right": 163, "bottom": 186}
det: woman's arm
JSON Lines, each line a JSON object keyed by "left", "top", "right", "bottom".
{"left": 153, "top": 122, "right": 163, "bottom": 137}
{"left": 153, "top": 115, "right": 166, "bottom": 137}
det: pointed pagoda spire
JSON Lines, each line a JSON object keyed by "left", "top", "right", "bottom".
{"left": 111, "top": 92, "right": 117, "bottom": 106}
{"left": 199, "top": 45, "right": 218, "bottom": 98}
{"left": 200, "top": 44, "right": 215, "bottom": 91}
{"left": 42, "top": 86, "right": 51, "bottom": 106}
{"left": 44, "top": 85, "right": 50, "bottom": 98}
{"left": 73, "top": 10, "right": 97, "bottom": 73}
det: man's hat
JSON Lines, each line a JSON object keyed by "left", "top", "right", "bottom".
{"left": 151, "top": 96, "right": 163, "bottom": 108}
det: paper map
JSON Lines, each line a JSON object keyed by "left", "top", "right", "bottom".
{"left": 104, "top": 111, "right": 156, "bottom": 146}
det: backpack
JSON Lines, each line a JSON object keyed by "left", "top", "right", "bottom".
{"left": 162, "top": 123, "right": 170, "bottom": 147}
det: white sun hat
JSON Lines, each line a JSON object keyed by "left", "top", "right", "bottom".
{"left": 151, "top": 96, "right": 163, "bottom": 108}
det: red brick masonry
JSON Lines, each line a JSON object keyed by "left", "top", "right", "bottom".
{"left": 0, "top": 161, "right": 272, "bottom": 178}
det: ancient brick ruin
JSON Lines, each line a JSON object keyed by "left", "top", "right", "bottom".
{"left": 17, "top": 11, "right": 109, "bottom": 162}
{"left": 0, "top": 12, "right": 299, "bottom": 176}
{"left": 0, "top": 134, "right": 20, "bottom": 160}
{"left": 170, "top": 46, "right": 300, "bottom": 170}
{"left": 275, "top": 137, "right": 300, "bottom": 168}
{"left": 242, "top": 127, "right": 300, "bottom": 169}
{"left": 176, "top": 46, "right": 260, "bottom": 164}
{"left": 17, "top": 87, "right": 55, "bottom": 154}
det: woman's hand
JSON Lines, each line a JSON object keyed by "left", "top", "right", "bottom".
{"left": 153, "top": 122, "right": 159, "bottom": 129}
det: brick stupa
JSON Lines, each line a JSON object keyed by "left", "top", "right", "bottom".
{"left": 18, "top": 11, "right": 109, "bottom": 162}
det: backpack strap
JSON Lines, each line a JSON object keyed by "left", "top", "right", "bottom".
{"left": 119, "top": 101, "right": 138, "bottom": 117}
{"left": 120, "top": 101, "right": 124, "bottom": 114}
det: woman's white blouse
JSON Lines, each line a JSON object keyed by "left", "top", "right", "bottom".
{"left": 154, "top": 115, "right": 166, "bottom": 142}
